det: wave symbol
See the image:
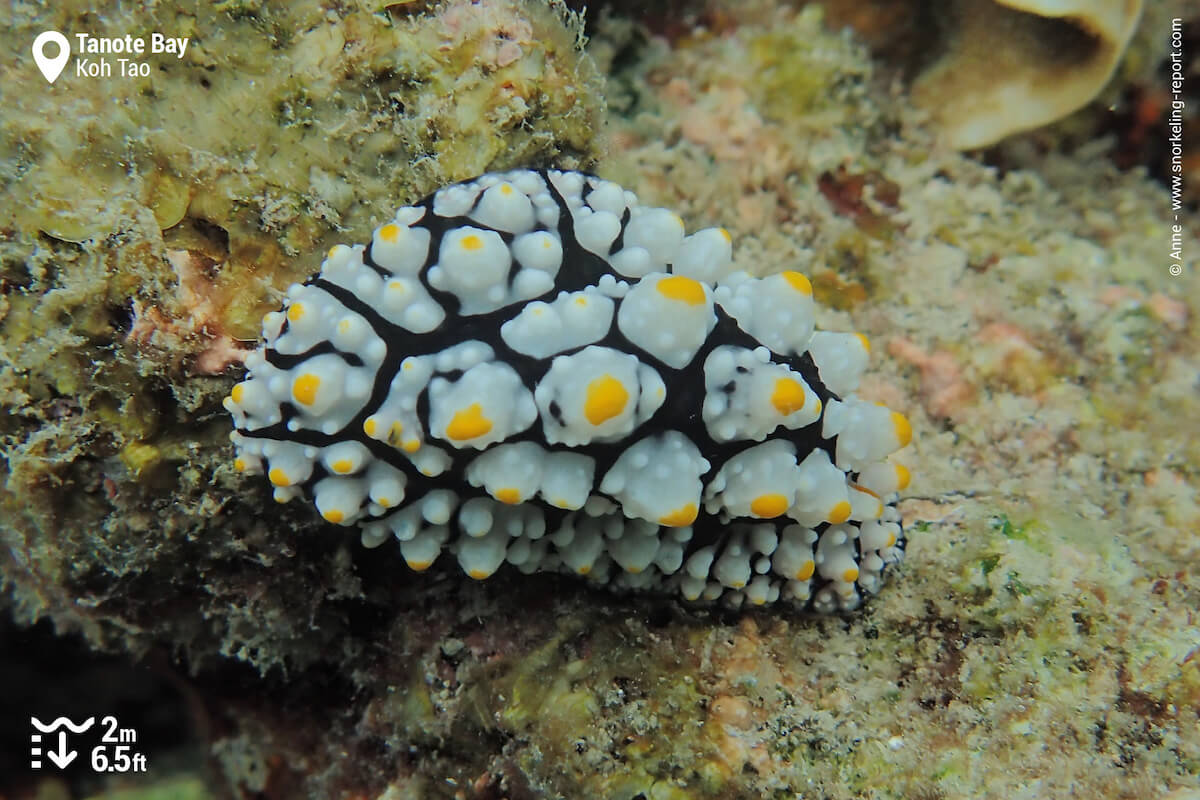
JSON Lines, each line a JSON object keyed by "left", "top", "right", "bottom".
{"left": 30, "top": 716, "right": 95, "bottom": 733}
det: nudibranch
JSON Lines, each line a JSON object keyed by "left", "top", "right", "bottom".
{"left": 225, "top": 170, "right": 912, "bottom": 612}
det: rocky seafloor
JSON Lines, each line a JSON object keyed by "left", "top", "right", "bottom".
{"left": 1, "top": 1, "right": 1197, "bottom": 798}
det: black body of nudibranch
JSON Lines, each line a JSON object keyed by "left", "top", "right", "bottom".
{"left": 225, "top": 169, "right": 912, "bottom": 612}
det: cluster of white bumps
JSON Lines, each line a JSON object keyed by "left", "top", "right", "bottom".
{"left": 226, "top": 169, "right": 912, "bottom": 612}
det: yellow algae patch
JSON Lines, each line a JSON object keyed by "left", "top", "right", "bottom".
{"left": 656, "top": 275, "right": 706, "bottom": 305}
{"left": 292, "top": 374, "right": 321, "bottom": 406}
{"left": 750, "top": 493, "right": 790, "bottom": 518}
{"left": 446, "top": 403, "right": 492, "bottom": 440}
{"left": 770, "top": 378, "right": 806, "bottom": 415}
{"left": 659, "top": 503, "right": 698, "bottom": 527}
{"left": 584, "top": 374, "right": 629, "bottom": 425}
{"left": 828, "top": 500, "right": 852, "bottom": 524}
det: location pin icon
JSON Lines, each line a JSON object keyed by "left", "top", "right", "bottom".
{"left": 32, "top": 31, "right": 70, "bottom": 84}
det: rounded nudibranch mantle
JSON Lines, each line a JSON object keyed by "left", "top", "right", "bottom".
{"left": 225, "top": 170, "right": 912, "bottom": 612}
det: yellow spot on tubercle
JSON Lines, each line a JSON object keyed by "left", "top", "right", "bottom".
{"left": 331, "top": 459, "right": 353, "bottom": 474}
{"left": 234, "top": 458, "right": 246, "bottom": 472}
{"left": 495, "top": 487, "right": 521, "bottom": 504}
{"left": 292, "top": 374, "right": 321, "bottom": 406}
{"left": 887, "top": 532, "right": 897, "bottom": 547}
{"left": 268, "top": 468, "right": 290, "bottom": 487}
{"left": 828, "top": 500, "right": 852, "bottom": 524}
{"left": 363, "top": 418, "right": 378, "bottom": 436}
{"left": 891, "top": 412, "right": 912, "bottom": 447}
{"left": 377, "top": 497, "right": 394, "bottom": 508}
{"left": 577, "top": 564, "right": 591, "bottom": 575}
{"left": 782, "top": 271, "right": 812, "bottom": 295}
{"left": 584, "top": 375, "right": 629, "bottom": 425}
{"left": 719, "top": 227, "right": 731, "bottom": 242}
{"left": 460, "top": 234, "right": 484, "bottom": 251}
{"left": 387, "top": 422, "right": 404, "bottom": 445}
{"left": 770, "top": 378, "right": 806, "bottom": 416}
{"left": 408, "top": 560, "right": 432, "bottom": 572}
{"left": 287, "top": 303, "right": 305, "bottom": 322}
{"left": 895, "top": 463, "right": 911, "bottom": 490}
{"left": 855, "top": 333, "right": 871, "bottom": 352}
{"left": 324, "top": 509, "right": 344, "bottom": 524}
{"left": 795, "top": 560, "right": 815, "bottom": 581}
{"left": 853, "top": 483, "right": 881, "bottom": 499}
{"left": 750, "top": 493, "right": 789, "bottom": 518}
{"left": 379, "top": 224, "right": 400, "bottom": 243}
{"left": 403, "top": 439, "right": 421, "bottom": 453}
{"left": 446, "top": 403, "right": 492, "bottom": 440}
{"left": 500, "top": 183, "right": 513, "bottom": 195}
{"left": 659, "top": 503, "right": 698, "bottom": 527}
{"left": 468, "top": 568, "right": 491, "bottom": 580}
{"left": 338, "top": 319, "right": 351, "bottom": 334}
{"left": 656, "top": 275, "right": 706, "bottom": 305}
{"left": 230, "top": 383, "right": 245, "bottom": 404}
{"left": 575, "top": 296, "right": 588, "bottom": 306}
{"left": 842, "top": 567, "right": 859, "bottom": 582}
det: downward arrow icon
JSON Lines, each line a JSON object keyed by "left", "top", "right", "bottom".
{"left": 46, "top": 731, "right": 76, "bottom": 769}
